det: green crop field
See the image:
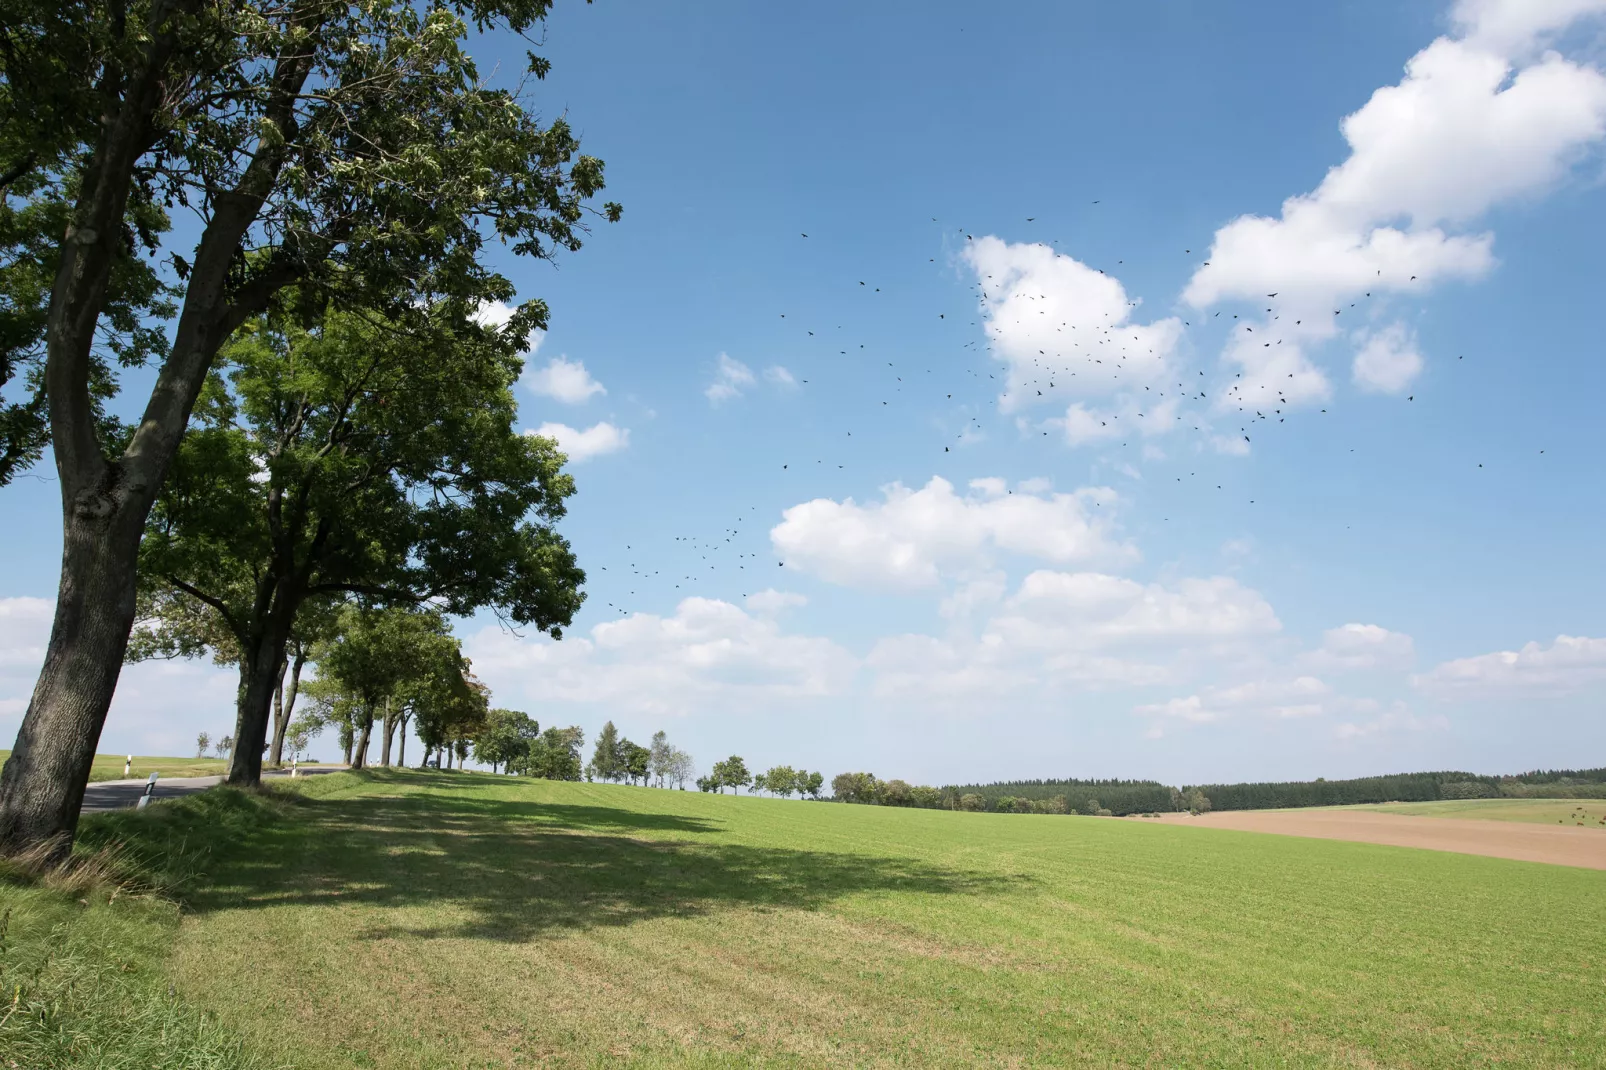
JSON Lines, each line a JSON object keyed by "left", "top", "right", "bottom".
{"left": 0, "top": 749, "right": 232, "bottom": 782}
{"left": 4, "top": 770, "right": 1604, "bottom": 1068}
{"left": 1353, "top": 797, "right": 1606, "bottom": 826}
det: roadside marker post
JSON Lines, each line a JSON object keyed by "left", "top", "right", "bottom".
{"left": 291, "top": 757, "right": 299, "bottom": 778}
{"left": 124, "top": 755, "right": 132, "bottom": 777}
{"left": 136, "top": 772, "right": 159, "bottom": 809}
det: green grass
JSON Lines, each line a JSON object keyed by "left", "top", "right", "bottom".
{"left": 1351, "top": 797, "right": 1606, "bottom": 826}
{"left": 8, "top": 770, "right": 1606, "bottom": 1067}
{"left": 0, "top": 749, "right": 232, "bottom": 783}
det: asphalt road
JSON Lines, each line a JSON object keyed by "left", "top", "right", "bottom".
{"left": 80, "top": 765, "right": 349, "bottom": 813}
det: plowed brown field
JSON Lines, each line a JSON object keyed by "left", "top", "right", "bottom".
{"left": 1153, "top": 808, "right": 1606, "bottom": 869}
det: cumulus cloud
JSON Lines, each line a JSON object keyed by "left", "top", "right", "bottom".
{"left": 1352, "top": 324, "right": 1424, "bottom": 394}
{"left": 1413, "top": 634, "right": 1606, "bottom": 695}
{"left": 764, "top": 365, "right": 798, "bottom": 388}
{"left": 867, "top": 569, "right": 1283, "bottom": 705}
{"left": 1135, "top": 676, "right": 1331, "bottom": 725}
{"left": 745, "top": 589, "right": 807, "bottom": 615}
{"left": 465, "top": 597, "right": 856, "bottom": 717}
{"left": 770, "top": 477, "right": 1135, "bottom": 590}
{"left": 1306, "top": 623, "right": 1417, "bottom": 671}
{"left": 1, "top": 596, "right": 242, "bottom": 758}
{"left": 1186, "top": 3, "right": 1606, "bottom": 407}
{"left": 962, "top": 237, "right": 1185, "bottom": 414}
{"left": 705, "top": 353, "right": 756, "bottom": 403}
{"left": 993, "top": 571, "right": 1282, "bottom": 650}
{"left": 529, "top": 421, "right": 630, "bottom": 461}
{"left": 524, "top": 356, "right": 606, "bottom": 405}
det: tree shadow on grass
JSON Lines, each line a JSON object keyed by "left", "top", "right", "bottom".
{"left": 83, "top": 774, "right": 1022, "bottom": 944}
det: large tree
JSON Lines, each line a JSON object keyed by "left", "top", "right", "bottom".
{"left": 0, "top": 0, "right": 617, "bottom": 854}
{"left": 131, "top": 302, "right": 583, "bottom": 786}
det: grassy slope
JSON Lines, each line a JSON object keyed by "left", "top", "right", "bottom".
{"left": 1358, "top": 798, "right": 1606, "bottom": 826}
{"left": 42, "top": 769, "right": 1597, "bottom": 1069}
{"left": 0, "top": 749, "right": 231, "bottom": 782}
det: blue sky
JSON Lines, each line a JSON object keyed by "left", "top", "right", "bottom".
{"left": 4, "top": 0, "right": 1605, "bottom": 785}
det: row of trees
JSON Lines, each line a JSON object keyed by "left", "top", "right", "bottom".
{"left": 586, "top": 722, "right": 695, "bottom": 788}
{"left": 1, "top": 0, "right": 622, "bottom": 856}
{"left": 1188, "top": 768, "right": 1606, "bottom": 811}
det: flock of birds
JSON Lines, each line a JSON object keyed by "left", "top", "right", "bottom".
{"left": 588, "top": 215, "right": 1509, "bottom": 620}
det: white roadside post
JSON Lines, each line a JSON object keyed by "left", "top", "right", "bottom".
{"left": 124, "top": 755, "right": 132, "bottom": 778}
{"left": 291, "top": 756, "right": 299, "bottom": 778}
{"left": 136, "top": 771, "right": 159, "bottom": 809}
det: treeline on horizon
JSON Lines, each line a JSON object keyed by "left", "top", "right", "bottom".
{"left": 830, "top": 768, "right": 1606, "bottom": 816}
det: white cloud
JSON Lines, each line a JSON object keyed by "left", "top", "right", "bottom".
{"left": 1, "top": 596, "right": 243, "bottom": 760}
{"left": 465, "top": 597, "right": 856, "bottom": 717}
{"left": 994, "top": 571, "right": 1282, "bottom": 649}
{"left": 705, "top": 353, "right": 756, "bottom": 404}
{"left": 1047, "top": 397, "right": 1180, "bottom": 447}
{"left": 475, "top": 299, "right": 545, "bottom": 352}
{"left": 529, "top": 421, "right": 630, "bottom": 462}
{"left": 1352, "top": 323, "right": 1424, "bottom": 394}
{"left": 1135, "top": 676, "right": 1331, "bottom": 724}
{"left": 771, "top": 477, "right": 1135, "bottom": 591}
{"left": 1334, "top": 703, "right": 1449, "bottom": 740}
{"left": 524, "top": 356, "right": 606, "bottom": 405}
{"left": 867, "top": 569, "right": 1283, "bottom": 706}
{"left": 1414, "top": 634, "right": 1606, "bottom": 695}
{"left": 962, "top": 237, "right": 1185, "bottom": 414}
{"left": 1306, "top": 623, "right": 1417, "bottom": 671}
{"left": 1453, "top": 0, "right": 1606, "bottom": 60}
{"left": 764, "top": 365, "right": 797, "bottom": 388}
{"left": 1186, "top": 5, "right": 1606, "bottom": 410}
{"left": 745, "top": 589, "right": 807, "bottom": 616}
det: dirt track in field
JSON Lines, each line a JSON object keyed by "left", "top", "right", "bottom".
{"left": 1151, "top": 809, "right": 1606, "bottom": 870}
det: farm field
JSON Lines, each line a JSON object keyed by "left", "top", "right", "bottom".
{"left": 0, "top": 749, "right": 231, "bottom": 782}
{"left": 1153, "top": 806, "right": 1606, "bottom": 869}
{"left": 1356, "top": 798, "right": 1606, "bottom": 825}
{"left": 7, "top": 769, "right": 1606, "bottom": 1068}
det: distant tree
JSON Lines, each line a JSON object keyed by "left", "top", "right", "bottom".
{"left": 217, "top": 735, "right": 235, "bottom": 759}
{"left": 831, "top": 772, "right": 882, "bottom": 804}
{"left": 695, "top": 776, "right": 714, "bottom": 793}
{"left": 515, "top": 726, "right": 585, "bottom": 781}
{"left": 763, "top": 766, "right": 798, "bottom": 798}
{"left": 195, "top": 732, "right": 211, "bottom": 760}
{"left": 882, "top": 779, "right": 913, "bottom": 806}
{"left": 800, "top": 771, "right": 824, "bottom": 799}
{"left": 591, "top": 721, "right": 624, "bottom": 782}
{"left": 665, "top": 749, "right": 696, "bottom": 790}
{"left": 647, "top": 731, "right": 673, "bottom": 787}
{"left": 621, "top": 740, "right": 650, "bottom": 786}
{"left": 1184, "top": 788, "right": 1212, "bottom": 815}
{"left": 909, "top": 785, "right": 944, "bottom": 809}
{"left": 284, "top": 712, "right": 320, "bottom": 764}
{"left": 475, "top": 709, "right": 539, "bottom": 774}
{"left": 958, "top": 793, "right": 985, "bottom": 812}
{"left": 712, "top": 756, "right": 751, "bottom": 794}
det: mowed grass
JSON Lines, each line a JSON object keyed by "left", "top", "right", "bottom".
{"left": 0, "top": 748, "right": 231, "bottom": 782}
{"left": 28, "top": 769, "right": 1595, "bottom": 1069}
{"left": 1354, "top": 798, "right": 1606, "bottom": 826}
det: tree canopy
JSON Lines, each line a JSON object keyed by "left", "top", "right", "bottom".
{"left": 133, "top": 304, "right": 584, "bottom": 784}
{"left": 0, "top": 0, "right": 618, "bottom": 853}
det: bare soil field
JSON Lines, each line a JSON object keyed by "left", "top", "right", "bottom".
{"left": 1152, "top": 808, "right": 1606, "bottom": 869}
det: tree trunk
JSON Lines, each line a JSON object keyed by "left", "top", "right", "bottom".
{"left": 352, "top": 708, "right": 375, "bottom": 770}
{"left": 0, "top": 507, "right": 144, "bottom": 855}
{"left": 226, "top": 601, "right": 297, "bottom": 787}
{"left": 380, "top": 697, "right": 395, "bottom": 767}
{"left": 269, "top": 645, "right": 305, "bottom": 767}
{"left": 270, "top": 654, "right": 286, "bottom": 767}
{"left": 398, "top": 712, "right": 410, "bottom": 768}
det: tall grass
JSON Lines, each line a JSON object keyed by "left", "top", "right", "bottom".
{"left": 0, "top": 789, "right": 290, "bottom": 1069}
